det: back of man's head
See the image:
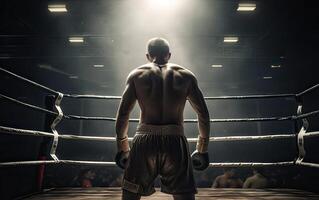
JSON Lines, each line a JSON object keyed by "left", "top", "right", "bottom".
{"left": 147, "top": 37, "right": 170, "bottom": 59}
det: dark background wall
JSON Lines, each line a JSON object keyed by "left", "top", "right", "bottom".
{"left": 0, "top": 0, "right": 319, "bottom": 199}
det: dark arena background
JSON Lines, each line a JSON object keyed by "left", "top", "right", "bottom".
{"left": 1, "top": 0, "right": 319, "bottom": 199}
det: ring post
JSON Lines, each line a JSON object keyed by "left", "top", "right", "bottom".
{"left": 295, "top": 96, "right": 309, "bottom": 165}
{"left": 49, "top": 93, "right": 64, "bottom": 161}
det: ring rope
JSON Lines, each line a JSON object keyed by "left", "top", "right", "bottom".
{"left": 61, "top": 114, "right": 319, "bottom": 122}
{"left": 2, "top": 92, "right": 319, "bottom": 123}
{"left": 1, "top": 68, "right": 319, "bottom": 169}
{"left": 0, "top": 93, "right": 57, "bottom": 116}
{"left": 295, "top": 110, "right": 319, "bottom": 119}
{"left": 0, "top": 159, "right": 295, "bottom": 168}
{"left": 0, "top": 125, "right": 298, "bottom": 143}
{"left": 61, "top": 110, "right": 319, "bottom": 122}
{"left": 0, "top": 67, "right": 58, "bottom": 95}
{"left": 1, "top": 67, "right": 317, "bottom": 101}
{"left": 64, "top": 93, "right": 296, "bottom": 100}
{"left": 203, "top": 94, "right": 295, "bottom": 99}
{"left": 64, "top": 94, "right": 121, "bottom": 99}
{"left": 296, "top": 161, "right": 319, "bottom": 168}
{"left": 296, "top": 84, "right": 319, "bottom": 97}
{"left": 301, "top": 131, "right": 319, "bottom": 138}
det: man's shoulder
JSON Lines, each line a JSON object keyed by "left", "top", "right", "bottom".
{"left": 168, "top": 63, "right": 196, "bottom": 78}
{"left": 127, "top": 65, "right": 151, "bottom": 79}
{"left": 137, "top": 63, "right": 153, "bottom": 70}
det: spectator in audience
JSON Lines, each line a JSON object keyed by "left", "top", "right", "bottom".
{"left": 212, "top": 168, "right": 243, "bottom": 188}
{"left": 77, "top": 169, "right": 96, "bottom": 188}
{"left": 243, "top": 168, "right": 268, "bottom": 189}
{"left": 110, "top": 173, "right": 124, "bottom": 187}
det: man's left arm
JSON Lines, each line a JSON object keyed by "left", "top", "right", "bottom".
{"left": 116, "top": 73, "right": 137, "bottom": 141}
{"left": 114, "top": 72, "right": 137, "bottom": 169}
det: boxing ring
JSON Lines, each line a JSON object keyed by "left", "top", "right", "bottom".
{"left": 1, "top": 67, "right": 319, "bottom": 199}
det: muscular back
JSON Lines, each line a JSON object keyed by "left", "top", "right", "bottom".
{"left": 133, "top": 63, "right": 191, "bottom": 125}
{"left": 116, "top": 62, "right": 210, "bottom": 138}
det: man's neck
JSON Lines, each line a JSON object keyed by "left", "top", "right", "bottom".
{"left": 152, "top": 61, "right": 168, "bottom": 69}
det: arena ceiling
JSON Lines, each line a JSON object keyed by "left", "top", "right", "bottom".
{"left": 0, "top": 0, "right": 318, "bottom": 96}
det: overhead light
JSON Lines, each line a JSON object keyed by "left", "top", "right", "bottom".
{"left": 224, "top": 37, "right": 238, "bottom": 43}
{"left": 69, "top": 37, "right": 84, "bottom": 43}
{"left": 69, "top": 75, "right": 79, "bottom": 79}
{"left": 93, "top": 64, "right": 104, "bottom": 68}
{"left": 48, "top": 4, "right": 67, "bottom": 12}
{"left": 263, "top": 76, "right": 272, "bottom": 79}
{"left": 211, "top": 64, "right": 223, "bottom": 68}
{"left": 237, "top": 3, "right": 256, "bottom": 11}
{"left": 271, "top": 65, "right": 281, "bottom": 68}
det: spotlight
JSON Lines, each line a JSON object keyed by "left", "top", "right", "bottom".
{"left": 237, "top": 3, "right": 256, "bottom": 11}
{"left": 224, "top": 37, "right": 239, "bottom": 43}
{"left": 271, "top": 65, "right": 281, "bottom": 68}
{"left": 48, "top": 4, "right": 67, "bottom": 13}
{"left": 69, "top": 37, "right": 84, "bottom": 43}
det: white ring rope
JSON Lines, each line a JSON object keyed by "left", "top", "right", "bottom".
{"left": 302, "top": 131, "right": 319, "bottom": 138}
{"left": 0, "top": 159, "right": 295, "bottom": 168}
{"left": 0, "top": 67, "right": 58, "bottom": 94}
{"left": 296, "top": 161, "right": 319, "bottom": 168}
{"left": 64, "top": 94, "right": 296, "bottom": 100}
{"left": 0, "top": 67, "right": 317, "bottom": 100}
{"left": 209, "top": 161, "right": 295, "bottom": 168}
{"left": 0, "top": 125, "right": 298, "bottom": 143}
{"left": 1, "top": 67, "right": 319, "bottom": 169}
{"left": 296, "top": 84, "right": 319, "bottom": 97}
{"left": 3, "top": 92, "right": 319, "bottom": 123}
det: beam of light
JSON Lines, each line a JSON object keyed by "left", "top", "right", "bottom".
{"left": 48, "top": 4, "right": 67, "bottom": 13}
{"left": 38, "top": 64, "right": 71, "bottom": 76}
{"left": 263, "top": 76, "right": 272, "bottom": 79}
{"left": 237, "top": 3, "right": 256, "bottom": 11}
{"left": 146, "top": 0, "right": 177, "bottom": 9}
{"left": 69, "top": 37, "right": 84, "bottom": 43}
{"left": 224, "top": 37, "right": 239, "bottom": 43}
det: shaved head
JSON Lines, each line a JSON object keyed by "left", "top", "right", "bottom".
{"left": 147, "top": 38, "right": 170, "bottom": 62}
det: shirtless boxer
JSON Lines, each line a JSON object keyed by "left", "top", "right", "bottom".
{"left": 115, "top": 38, "right": 210, "bottom": 200}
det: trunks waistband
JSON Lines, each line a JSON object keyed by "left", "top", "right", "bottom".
{"left": 136, "top": 123, "right": 184, "bottom": 136}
